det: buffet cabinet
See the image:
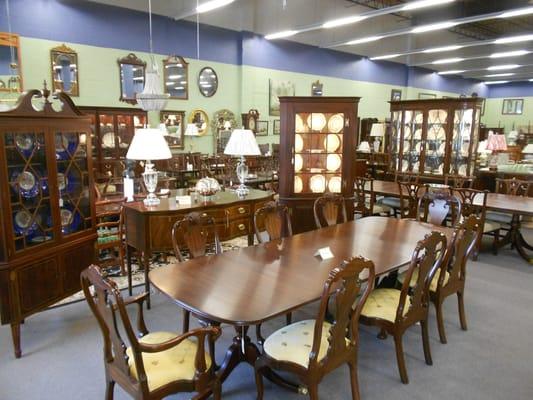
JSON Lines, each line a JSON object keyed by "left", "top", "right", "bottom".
{"left": 0, "top": 88, "right": 96, "bottom": 358}
{"left": 389, "top": 98, "right": 483, "bottom": 178}
{"left": 278, "top": 97, "right": 360, "bottom": 233}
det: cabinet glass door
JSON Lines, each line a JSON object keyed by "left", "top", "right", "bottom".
{"left": 99, "top": 114, "right": 115, "bottom": 160}
{"left": 390, "top": 111, "right": 401, "bottom": 172}
{"left": 424, "top": 109, "right": 448, "bottom": 175}
{"left": 451, "top": 109, "right": 473, "bottom": 176}
{"left": 55, "top": 131, "right": 92, "bottom": 236}
{"left": 401, "top": 110, "right": 423, "bottom": 173}
{"left": 5, "top": 131, "right": 55, "bottom": 251}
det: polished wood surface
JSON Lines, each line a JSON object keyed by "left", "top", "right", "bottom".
{"left": 149, "top": 217, "right": 451, "bottom": 326}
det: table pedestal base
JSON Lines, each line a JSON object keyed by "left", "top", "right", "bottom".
{"left": 495, "top": 215, "right": 532, "bottom": 265}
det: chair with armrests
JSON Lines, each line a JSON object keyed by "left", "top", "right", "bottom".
{"left": 360, "top": 231, "right": 447, "bottom": 384}
{"left": 353, "top": 177, "right": 391, "bottom": 218}
{"left": 254, "top": 256, "right": 375, "bottom": 400}
{"left": 313, "top": 194, "right": 347, "bottom": 228}
{"left": 95, "top": 204, "right": 126, "bottom": 276}
{"left": 416, "top": 184, "right": 461, "bottom": 227}
{"left": 398, "top": 181, "right": 425, "bottom": 219}
{"left": 81, "top": 265, "right": 221, "bottom": 400}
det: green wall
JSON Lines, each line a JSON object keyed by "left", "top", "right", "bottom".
{"left": 482, "top": 97, "right": 533, "bottom": 133}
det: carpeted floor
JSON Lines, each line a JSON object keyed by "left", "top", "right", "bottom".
{"left": 1, "top": 237, "right": 532, "bottom": 400}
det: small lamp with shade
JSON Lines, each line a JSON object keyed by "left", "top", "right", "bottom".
{"left": 370, "top": 123, "right": 385, "bottom": 153}
{"left": 224, "top": 128, "right": 261, "bottom": 197}
{"left": 486, "top": 132, "right": 508, "bottom": 171}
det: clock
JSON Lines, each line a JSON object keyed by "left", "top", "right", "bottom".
{"left": 241, "top": 109, "right": 259, "bottom": 134}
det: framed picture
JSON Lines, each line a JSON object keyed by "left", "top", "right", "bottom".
{"left": 256, "top": 120, "right": 269, "bottom": 136}
{"left": 419, "top": 93, "right": 437, "bottom": 99}
{"left": 502, "top": 99, "right": 523, "bottom": 115}
{"left": 390, "top": 89, "right": 402, "bottom": 101}
{"left": 311, "top": 80, "right": 323, "bottom": 96}
{"left": 273, "top": 119, "right": 281, "bottom": 135}
{"left": 269, "top": 79, "right": 295, "bottom": 116}
{"left": 160, "top": 110, "right": 185, "bottom": 149}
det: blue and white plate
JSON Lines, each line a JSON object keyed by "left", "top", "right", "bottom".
{"left": 59, "top": 204, "right": 81, "bottom": 234}
{"left": 11, "top": 170, "right": 40, "bottom": 199}
{"left": 13, "top": 210, "right": 37, "bottom": 237}
{"left": 55, "top": 133, "right": 79, "bottom": 160}
{"left": 15, "top": 134, "right": 35, "bottom": 158}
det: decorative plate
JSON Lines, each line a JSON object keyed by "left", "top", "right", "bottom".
{"left": 15, "top": 134, "right": 35, "bottom": 158}
{"left": 428, "top": 109, "right": 448, "bottom": 124}
{"left": 294, "top": 176, "right": 303, "bottom": 193}
{"left": 324, "top": 134, "right": 341, "bottom": 152}
{"left": 413, "top": 162, "right": 420, "bottom": 172}
{"left": 402, "top": 160, "right": 409, "bottom": 171}
{"left": 102, "top": 132, "right": 116, "bottom": 148}
{"left": 295, "top": 134, "right": 304, "bottom": 152}
{"left": 415, "top": 142, "right": 422, "bottom": 153}
{"left": 294, "top": 154, "right": 303, "bottom": 172}
{"left": 438, "top": 164, "right": 444, "bottom": 174}
{"left": 55, "top": 133, "right": 79, "bottom": 160}
{"left": 60, "top": 205, "right": 81, "bottom": 235}
{"left": 328, "top": 176, "right": 342, "bottom": 193}
{"left": 414, "top": 129, "right": 423, "bottom": 140}
{"left": 307, "top": 113, "right": 327, "bottom": 132}
{"left": 403, "top": 141, "right": 410, "bottom": 153}
{"left": 30, "top": 235, "right": 52, "bottom": 244}
{"left": 459, "top": 164, "right": 467, "bottom": 176}
{"left": 436, "top": 127, "right": 446, "bottom": 140}
{"left": 404, "top": 111, "right": 413, "bottom": 123}
{"left": 438, "top": 142, "right": 446, "bottom": 155}
{"left": 12, "top": 170, "right": 39, "bottom": 199}
{"left": 309, "top": 174, "right": 326, "bottom": 193}
{"left": 404, "top": 126, "right": 411, "bottom": 139}
{"left": 13, "top": 210, "right": 37, "bottom": 236}
{"left": 295, "top": 114, "right": 305, "bottom": 133}
{"left": 326, "top": 154, "right": 342, "bottom": 171}
{"left": 327, "top": 114, "right": 344, "bottom": 133}
{"left": 415, "top": 113, "right": 424, "bottom": 124}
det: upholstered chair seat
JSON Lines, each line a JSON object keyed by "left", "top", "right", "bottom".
{"left": 126, "top": 331, "right": 212, "bottom": 392}
{"left": 483, "top": 220, "right": 502, "bottom": 233}
{"left": 372, "top": 203, "right": 392, "bottom": 215}
{"left": 397, "top": 270, "right": 450, "bottom": 293}
{"left": 361, "top": 288, "right": 409, "bottom": 322}
{"left": 485, "top": 211, "right": 513, "bottom": 225}
{"left": 380, "top": 197, "right": 402, "bottom": 209}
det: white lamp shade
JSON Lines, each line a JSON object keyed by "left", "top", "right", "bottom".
{"left": 184, "top": 123, "right": 199, "bottom": 136}
{"left": 522, "top": 144, "right": 533, "bottom": 154}
{"left": 358, "top": 141, "right": 371, "bottom": 152}
{"left": 126, "top": 128, "right": 172, "bottom": 160}
{"left": 224, "top": 129, "right": 261, "bottom": 156}
{"left": 370, "top": 123, "right": 385, "bottom": 137}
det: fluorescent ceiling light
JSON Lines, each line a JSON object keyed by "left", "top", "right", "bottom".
{"left": 484, "top": 80, "right": 510, "bottom": 85}
{"left": 499, "top": 6, "right": 533, "bottom": 19}
{"left": 411, "top": 21, "right": 457, "bottom": 33}
{"left": 423, "top": 45, "right": 462, "bottom": 53}
{"left": 487, "top": 64, "right": 521, "bottom": 71}
{"left": 530, "top": 79, "right": 533, "bottom": 82}
{"left": 485, "top": 73, "right": 515, "bottom": 78}
{"left": 265, "top": 30, "right": 298, "bottom": 40}
{"left": 494, "top": 34, "right": 533, "bottom": 44}
{"left": 432, "top": 57, "right": 464, "bottom": 64}
{"left": 370, "top": 54, "right": 401, "bottom": 60}
{"left": 347, "top": 36, "right": 383, "bottom": 45}
{"left": 322, "top": 15, "right": 367, "bottom": 29}
{"left": 196, "top": 0, "right": 235, "bottom": 14}
{"left": 437, "top": 70, "right": 466, "bottom": 75}
{"left": 490, "top": 50, "right": 529, "bottom": 58}
{"left": 401, "top": 0, "right": 455, "bottom": 11}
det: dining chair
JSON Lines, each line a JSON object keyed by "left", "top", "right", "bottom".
{"left": 443, "top": 174, "right": 474, "bottom": 189}
{"left": 360, "top": 231, "right": 447, "bottom": 384}
{"left": 254, "top": 201, "right": 293, "bottom": 243}
{"left": 453, "top": 187, "right": 496, "bottom": 259}
{"left": 353, "top": 177, "right": 391, "bottom": 218}
{"left": 380, "top": 172, "right": 419, "bottom": 216}
{"left": 81, "top": 265, "right": 221, "bottom": 400}
{"left": 313, "top": 193, "right": 347, "bottom": 228}
{"left": 399, "top": 215, "right": 479, "bottom": 344}
{"left": 254, "top": 256, "right": 375, "bottom": 400}
{"left": 398, "top": 181, "right": 425, "bottom": 219}
{"left": 416, "top": 184, "right": 462, "bottom": 227}
{"left": 95, "top": 204, "right": 126, "bottom": 276}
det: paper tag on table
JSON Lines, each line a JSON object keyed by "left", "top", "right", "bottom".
{"left": 176, "top": 195, "right": 192, "bottom": 205}
{"left": 314, "top": 246, "right": 334, "bottom": 260}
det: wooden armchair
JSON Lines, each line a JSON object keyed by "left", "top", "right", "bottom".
{"left": 254, "top": 201, "right": 293, "bottom": 243}
{"left": 360, "top": 231, "right": 447, "bottom": 384}
{"left": 255, "top": 257, "right": 375, "bottom": 400}
{"left": 313, "top": 194, "right": 347, "bottom": 228}
{"left": 95, "top": 205, "right": 126, "bottom": 276}
{"left": 398, "top": 181, "right": 425, "bottom": 219}
{"left": 81, "top": 265, "right": 221, "bottom": 400}
{"left": 416, "top": 184, "right": 461, "bottom": 227}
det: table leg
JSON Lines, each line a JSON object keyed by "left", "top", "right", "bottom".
{"left": 126, "top": 244, "right": 133, "bottom": 296}
{"left": 11, "top": 322, "right": 21, "bottom": 359}
{"left": 514, "top": 229, "right": 532, "bottom": 265}
{"left": 143, "top": 251, "right": 151, "bottom": 309}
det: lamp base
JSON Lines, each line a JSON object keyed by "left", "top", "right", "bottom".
{"left": 235, "top": 184, "right": 249, "bottom": 198}
{"left": 143, "top": 193, "right": 160, "bottom": 206}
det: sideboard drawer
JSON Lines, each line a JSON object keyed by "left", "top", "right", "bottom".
{"left": 227, "top": 204, "right": 251, "bottom": 218}
{"left": 224, "top": 217, "right": 250, "bottom": 239}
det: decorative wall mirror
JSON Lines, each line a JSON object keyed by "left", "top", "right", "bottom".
{"left": 50, "top": 44, "right": 79, "bottom": 96}
{"left": 188, "top": 109, "right": 209, "bottom": 136}
{"left": 160, "top": 110, "right": 185, "bottom": 149}
{"left": 311, "top": 80, "right": 323, "bottom": 96}
{"left": 198, "top": 66, "right": 218, "bottom": 97}
{"left": 163, "top": 55, "right": 188, "bottom": 100}
{"left": 0, "top": 32, "right": 23, "bottom": 92}
{"left": 117, "top": 53, "right": 146, "bottom": 104}
{"left": 212, "top": 109, "right": 236, "bottom": 153}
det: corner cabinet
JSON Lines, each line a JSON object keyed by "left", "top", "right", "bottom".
{"left": 0, "top": 88, "right": 96, "bottom": 358}
{"left": 278, "top": 97, "right": 360, "bottom": 233}
{"left": 389, "top": 98, "right": 483, "bottom": 178}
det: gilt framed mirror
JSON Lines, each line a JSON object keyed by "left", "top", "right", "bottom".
{"left": 198, "top": 66, "right": 218, "bottom": 97}
{"left": 163, "top": 55, "right": 188, "bottom": 100}
{"left": 50, "top": 44, "right": 79, "bottom": 96}
{"left": 118, "top": 53, "right": 146, "bottom": 105}
{"left": 212, "top": 109, "right": 236, "bottom": 153}
{"left": 161, "top": 110, "right": 185, "bottom": 149}
{"left": 0, "top": 32, "right": 23, "bottom": 92}
{"left": 189, "top": 109, "right": 209, "bottom": 136}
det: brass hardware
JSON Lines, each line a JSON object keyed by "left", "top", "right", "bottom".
{"left": 201, "top": 213, "right": 207, "bottom": 217}
{"left": 238, "top": 207, "right": 245, "bottom": 214}
{"left": 238, "top": 224, "right": 245, "bottom": 231}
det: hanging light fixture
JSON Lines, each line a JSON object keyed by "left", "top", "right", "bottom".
{"left": 136, "top": 0, "right": 169, "bottom": 111}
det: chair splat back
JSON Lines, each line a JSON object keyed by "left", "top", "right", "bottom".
{"left": 417, "top": 185, "right": 461, "bottom": 227}
{"left": 445, "top": 215, "right": 480, "bottom": 288}
{"left": 313, "top": 194, "right": 347, "bottom": 228}
{"left": 353, "top": 177, "right": 374, "bottom": 217}
{"left": 254, "top": 201, "right": 292, "bottom": 243}
{"left": 495, "top": 178, "right": 531, "bottom": 197}
{"left": 398, "top": 181, "right": 425, "bottom": 219}
{"left": 172, "top": 212, "right": 222, "bottom": 261}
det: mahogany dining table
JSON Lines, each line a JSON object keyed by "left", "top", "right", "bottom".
{"left": 149, "top": 216, "right": 452, "bottom": 397}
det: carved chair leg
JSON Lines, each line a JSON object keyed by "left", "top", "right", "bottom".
{"left": 256, "top": 323, "right": 265, "bottom": 345}
{"left": 377, "top": 328, "right": 388, "bottom": 340}
{"left": 457, "top": 291, "right": 468, "bottom": 331}
{"left": 105, "top": 379, "right": 115, "bottom": 400}
{"left": 348, "top": 361, "right": 361, "bottom": 400}
{"left": 393, "top": 333, "right": 409, "bottom": 384}
{"left": 212, "top": 378, "right": 222, "bottom": 400}
{"left": 254, "top": 364, "right": 265, "bottom": 400}
{"left": 493, "top": 230, "right": 500, "bottom": 255}
{"left": 286, "top": 312, "right": 292, "bottom": 325}
{"left": 11, "top": 323, "right": 21, "bottom": 359}
{"left": 420, "top": 318, "right": 433, "bottom": 366}
{"left": 308, "top": 383, "right": 319, "bottom": 400}
{"left": 434, "top": 298, "right": 447, "bottom": 344}
{"left": 182, "top": 309, "right": 190, "bottom": 333}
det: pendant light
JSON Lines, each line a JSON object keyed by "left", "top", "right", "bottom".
{"left": 136, "top": 0, "right": 169, "bottom": 111}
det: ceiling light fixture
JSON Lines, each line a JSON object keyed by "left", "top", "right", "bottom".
{"left": 347, "top": 35, "right": 383, "bottom": 45}
{"left": 196, "top": 0, "right": 235, "bottom": 14}
{"left": 437, "top": 70, "right": 466, "bottom": 75}
{"left": 490, "top": 50, "right": 530, "bottom": 58}
{"left": 370, "top": 53, "right": 401, "bottom": 60}
{"left": 322, "top": 15, "right": 367, "bottom": 29}
{"left": 265, "top": 30, "right": 298, "bottom": 40}
{"left": 499, "top": 6, "right": 533, "bottom": 19}
{"left": 484, "top": 80, "right": 510, "bottom": 85}
{"left": 494, "top": 34, "right": 533, "bottom": 44}
{"left": 487, "top": 64, "right": 521, "bottom": 71}
{"left": 485, "top": 73, "right": 515, "bottom": 78}
{"left": 411, "top": 21, "right": 457, "bottom": 33}
{"left": 423, "top": 45, "right": 462, "bottom": 53}
{"left": 401, "top": 0, "right": 456, "bottom": 11}
{"left": 432, "top": 57, "right": 464, "bottom": 64}
{"left": 530, "top": 79, "right": 533, "bottom": 82}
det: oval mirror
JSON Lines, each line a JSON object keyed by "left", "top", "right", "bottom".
{"left": 198, "top": 67, "right": 218, "bottom": 97}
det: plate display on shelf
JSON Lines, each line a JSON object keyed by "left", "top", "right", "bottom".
{"left": 324, "top": 134, "right": 341, "bottom": 152}
{"left": 402, "top": 160, "right": 409, "bottom": 171}
{"left": 307, "top": 113, "right": 327, "bottom": 131}
{"left": 310, "top": 174, "right": 326, "bottom": 193}
{"left": 294, "top": 176, "right": 303, "bottom": 193}
{"left": 414, "top": 129, "right": 422, "bottom": 140}
{"left": 59, "top": 205, "right": 81, "bottom": 234}
{"left": 15, "top": 134, "right": 35, "bottom": 157}
{"left": 438, "top": 164, "right": 444, "bottom": 174}
{"left": 327, "top": 114, "right": 344, "bottom": 133}
{"left": 458, "top": 164, "right": 467, "bottom": 176}
{"left": 328, "top": 176, "right": 342, "bottom": 193}
{"left": 13, "top": 210, "right": 37, "bottom": 236}
{"left": 55, "top": 133, "right": 79, "bottom": 160}
{"left": 436, "top": 127, "right": 446, "bottom": 140}
{"left": 101, "top": 132, "right": 116, "bottom": 148}
{"left": 437, "top": 142, "right": 446, "bottom": 155}
{"left": 294, "top": 134, "right": 304, "bottom": 152}
{"left": 326, "top": 154, "right": 342, "bottom": 171}
{"left": 415, "top": 113, "right": 424, "bottom": 124}
{"left": 30, "top": 235, "right": 52, "bottom": 243}
{"left": 404, "top": 111, "right": 413, "bottom": 123}
{"left": 461, "top": 143, "right": 470, "bottom": 156}
{"left": 403, "top": 141, "right": 410, "bottom": 153}
{"left": 404, "top": 126, "right": 411, "bottom": 139}
{"left": 11, "top": 170, "right": 40, "bottom": 199}
{"left": 415, "top": 142, "right": 422, "bottom": 153}
{"left": 295, "top": 114, "right": 305, "bottom": 133}
{"left": 413, "top": 161, "right": 420, "bottom": 172}
{"left": 294, "top": 154, "right": 303, "bottom": 172}
{"left": 428, "top": 109, "right": 448, "bottom": 123}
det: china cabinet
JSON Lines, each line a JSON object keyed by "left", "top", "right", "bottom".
{"left": 0, "top": 87, "right": 96, "bottom": 358}
{"left": 78, "top": 106, "right": 147, "bottom": 179}
{"left": 278, "top": 97, "right": 360, "bottom": 233}
{"left": 389, "top": 98, "right": 483, "bottom": 179}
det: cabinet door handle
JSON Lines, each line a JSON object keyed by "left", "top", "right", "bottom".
{"left": 238, "top": 224, "right": 246, "bottom": 231}
{"left": 201, "top": 213, "right": 208, "bottom": 217}
{"left": 238, "top": 207, "right": 245, "bottom": 214}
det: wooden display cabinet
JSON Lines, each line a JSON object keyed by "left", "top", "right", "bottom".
{"left": 0, "top": 87, "right": 96, "bottom": 358}
{"left": 389, "top": 98, "right": 483, "bottom": 179}
{"left": 278, "top": 97, "right": 360, "bottom": 233}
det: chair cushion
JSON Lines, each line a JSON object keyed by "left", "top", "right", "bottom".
{"left": 486, "top": 211, "right": 513, "bottom": 225}
{"left": 263, "top": 320, "right": 336, "bottom": 368}
{"left": 373, "top": 204, "right": 391, "bottom": 215}
{"left": 483, "top": 221, "right": 502, "bottom": 233}
{"left": 125, "top": 331, "right": 211, "bottom": 392}
{"left": 397, "top": 269, "right": 449, "bottom": 293}
{"left": 361, "top": 288, "right": 408, "bottom": 322}
{"left": 381, "top": 197, "right": 401, "bottom": 209}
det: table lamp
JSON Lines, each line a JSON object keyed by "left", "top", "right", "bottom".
{"left": 486, "top": 133, "right": 507, "bottom": 171}
{"left": 476, "top": 139, "right": 492, "bottom": 166}
{"left": 522, "top": 144, "right": 533, "bottom": 161}
{"left": 370, "top": 123, "right": 385, "bottom": 153}
{"left": 126, "top": 128, "right": 172, "bottom": 206}
{"left": 184, "top": 123, "right": 199, "bottom": 153}
{"left": 357, "top": 141, "right": 371, "bottom": 153}
{"left": 224, "top": 128, "right": 261, "bottom": 197}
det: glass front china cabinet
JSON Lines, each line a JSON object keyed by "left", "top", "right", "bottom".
{"left": 0, "top": 88, "right": 96, "bottom": 358}
{"left": 389, "top": 98, "right": 483, "bottom": 179}
{"left": 278, "top": 97, "right": 359, "bottom": 233}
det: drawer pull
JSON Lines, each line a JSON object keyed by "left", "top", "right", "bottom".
{"left": 238, "top": 207, "right": 246, "bottom": 214}
{"left": 238, "top": 224, "right": 246, "bottom": 231}
{"left": 202, "top": 213, "right": 208, "bottom": 217}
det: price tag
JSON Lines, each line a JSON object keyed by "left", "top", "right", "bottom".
{"left": 176, "top": 195, "right": 192, "bottom": 205}
{"left": 314, "top": 246, "right": 334, "bottom": 260}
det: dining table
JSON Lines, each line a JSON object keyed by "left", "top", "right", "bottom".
{"left": 149, "top": 216, "right": 452, "bottom": 398}
{"left": 371, "top": 179, "right": 533, "bottom": 264}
